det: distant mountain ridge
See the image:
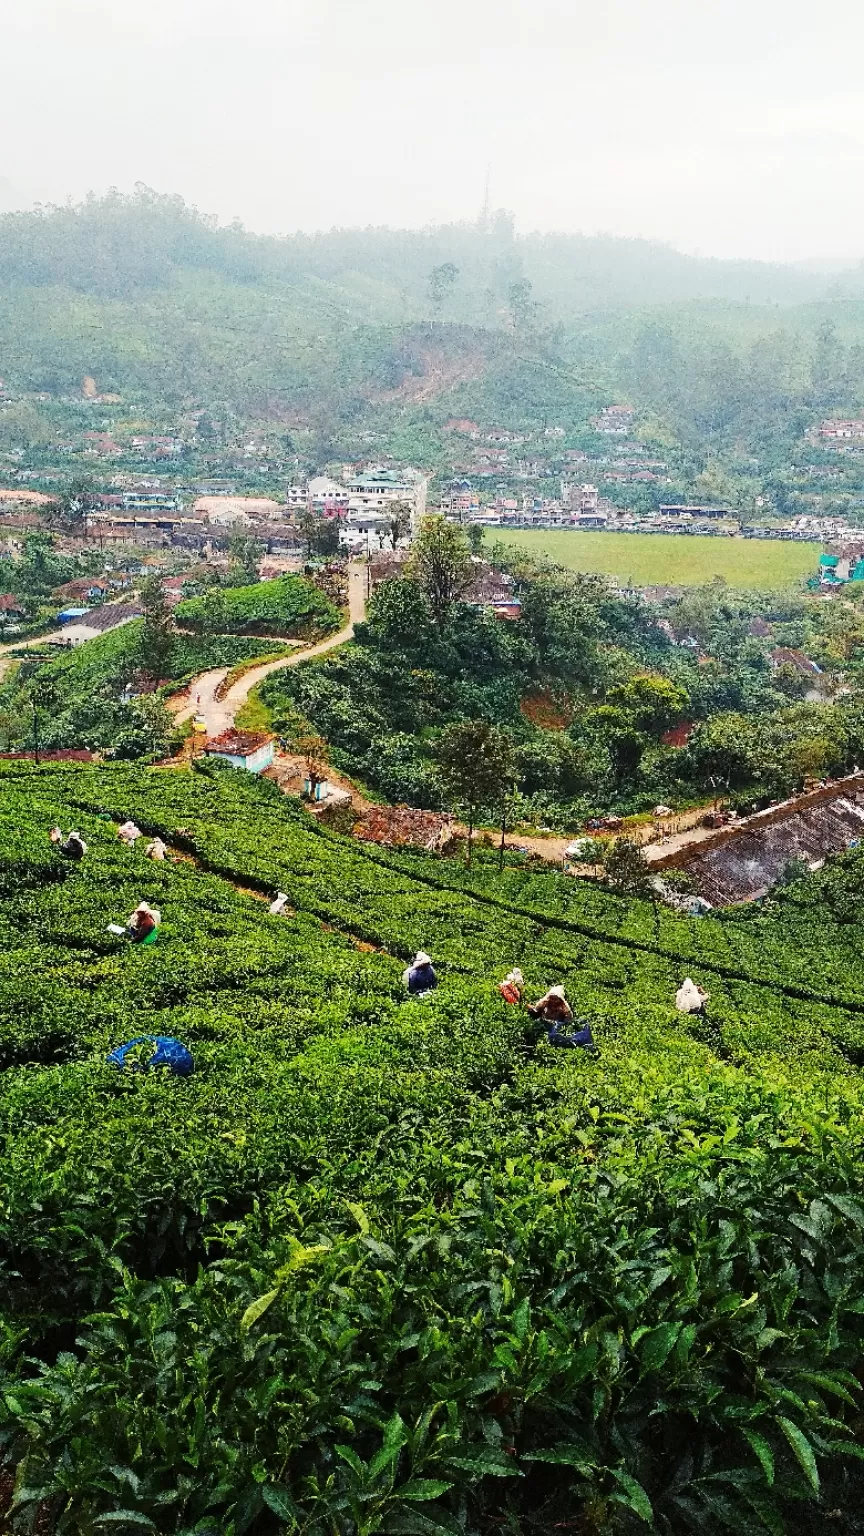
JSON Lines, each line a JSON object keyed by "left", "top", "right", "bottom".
{"left": 0, "top": 187, "right": 861, "bottom": 316}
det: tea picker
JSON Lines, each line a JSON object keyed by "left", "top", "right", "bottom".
{"left": 144, "top": 837, "right": 168, "bottom": 861}
{"left": 269, "top": 891, "right": 289, "bottom": 915}
{"left": 403, "top": 950, "right": 437, "bottom": 997}
{"left": 499, "top": 968, "right": 525, "bottom": 1004}
{"left": 527, "top": 984, "right": 595, "bottom": 1050}
{"left": 527, "top": 984, "right": 573, "bottom": 1025}
{"left": 107, "top": 901, "right": 161, "bottom": 945}
{"left": 117, "top": 820, "right": 143, "bottom": 847}
{"left": 108, "top": 1035, "right": 194, "bottom": 1077}
{"left": 49, "top": 827, "right": 87, "bottom": 861}
{"left": 675, "top": 977, "right": 709, "bottom": 1016}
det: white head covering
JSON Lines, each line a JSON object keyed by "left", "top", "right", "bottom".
{"left": 414, "top": 951, "right": 431, "bottom": 966}
{"left": 548, "top": 985, "right": 566, "bottom": 999}
{"left": 506, "top": 968, "right": 524, "bottom": 985}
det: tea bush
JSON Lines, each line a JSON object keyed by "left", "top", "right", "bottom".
{"left": 175, "top": 576, "right": 340, "bottom": 639}
{"left": 2, "top": 763, "right": 864, "bottom": 1533}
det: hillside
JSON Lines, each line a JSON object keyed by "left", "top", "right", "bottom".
{"left": 2, "top": 190, "right": 864, "bottom": 448}
{"left": 3, "top": 759, "right": 864, "bottom": 1531}
{"left": 1, "top": 191, "right": 854, "bottom": 313}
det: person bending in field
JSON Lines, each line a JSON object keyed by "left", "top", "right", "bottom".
{"left": 499, "top": 968, "right": 525, "bottom": 1004}
{"left": 117, "top": 820, "right": 143, "bottom": 847}
{"left": 528, "top": 984, "right": 594, "bottom": 1050}
{"left": 144, "top": 837, "right": 168, "bottom": 862}
{"left": 675, "top": 977, "right": 708, "bottom": 1016}
{"left": 50, "top": 827, "right": 87, "bottom": 861}
{"left": 126, "top": 901, "right": 161, "bottom": 944}
{"left": 403, "top": 951, "right": 437, "bottom": 996}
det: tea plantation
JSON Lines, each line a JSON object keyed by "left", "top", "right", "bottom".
{"left": 4, "top": 762, "right": 864, "bottom": 1535}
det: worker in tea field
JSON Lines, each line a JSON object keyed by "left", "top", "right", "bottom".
{"left": 126, "top": 901, "right": 161, "bottom": 944}
{"left": 675, "top": 977, "right": 709, "bottom": 1015}
{"left": 403, "top": 950, "right": 438, "bottom": 996}
{"left": 528, "top": 984, "right": 573, "bottom": 1025}
{"left": 107, "top": 1035, "right": 194, "bottom": 1077}
{"left": 144, "top": 837, "right": 168, "bottom": 861}
{"left": 117, "top": 820, "right": 143, "bottom": 847}
{"left": 269, "top": 891, "right": 289, "bottom": 915}
{"left": 528, "top": 984, "right": 595, "bottom": 1049}
{"left": 49, "top": 826, "right": 87, "bottom": 861}
{"left": 499, "top": 968, "right": 525, "bottom": 1004}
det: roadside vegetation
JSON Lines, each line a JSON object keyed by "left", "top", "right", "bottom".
{"left": 175, "top": 574, "right": 340, "bottom": 639}
{"left": 0, "top": 620, "right": 289, "bottom": 759}
{"left": 0, "top": 572, "right": 333, "bottom": 758}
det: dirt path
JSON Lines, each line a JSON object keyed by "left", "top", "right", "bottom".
{"left": 169, "top": 564, "right": 367, "bottom": 737}
{"left": 169, "top": 667, "right": 232, "bottom": 733}
{"left": 641, "top": 771, "right": 864, "bottom": 868}
{"left": 641, "top": 822, "right": 723, "bottom": 863}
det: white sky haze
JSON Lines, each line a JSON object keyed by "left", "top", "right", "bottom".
{"left": 2, "top": 0, "right": 864, "bottom": 261}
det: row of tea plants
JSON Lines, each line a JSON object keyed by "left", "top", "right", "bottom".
{"left": 2, "top": 763, "right": 864, "bottom": 1532}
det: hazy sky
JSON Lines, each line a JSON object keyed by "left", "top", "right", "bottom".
{"left": 3, "top": 0, "right": 864, "bottom": 262}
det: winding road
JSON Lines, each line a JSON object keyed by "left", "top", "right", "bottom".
{"left": 170, "top": 563, "right": 367, "bottom": 736}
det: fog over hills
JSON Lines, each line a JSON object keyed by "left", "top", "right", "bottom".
{"left": 0, "top": 189, "right": 861, "bottom": 314}
{"left": 1, "top": 188, "right": 863, "bottom": 444}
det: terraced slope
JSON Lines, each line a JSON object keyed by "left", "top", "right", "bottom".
{"left": 2, "top": 761, "right": 864, "bottom": 1534}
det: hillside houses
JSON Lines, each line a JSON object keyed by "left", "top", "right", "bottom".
{"left": 193, "top": 496, "right": 283, "bottom": 526}
{"left": 590, "top": 405, "right": 636, "bottom": 435}
{"left": 56, "top": 601, "right": 143, "bottom": 647}
{"left": 818, "top": 420, "right": 864, "bottom": 441}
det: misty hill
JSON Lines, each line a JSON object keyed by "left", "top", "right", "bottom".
{"left": 2, "top": 187, "right": 861, "bottom": 313}
{"left": 1, "top": 187, "right": 864, "bottom": 447}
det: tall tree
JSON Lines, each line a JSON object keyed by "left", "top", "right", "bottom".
{"left": 406, "top": 514, "right": 473, "bottom": 628}
{"left": 29, "top": 674, "right": 61, "bottom": 765}
{"left": 297, "top": 509, "right": 340, "bottom": 558}
{"left": 138, "top": 575, "right": 175, "bottom": 680}
{"left": 385, "top": 499, "right": 413, "bottom": 550}
{"left": 51, "top": 477, "right": 100, "bottom": 541}
{"left": 427, "top": 262, "right": 459, "bottom": 321}
{"left": 507, "top": 277, "right": 536, "bottom": 333}
{"left": 604, "top": 837, "right": 651, "bottom": 896}
{"left": 437, "top": 718, "right": 515, "bottom": 865}
{"left": 228, "top": 533, "right": 265, "bottom": 585}
{"left": 200, "top": 584, "right": 228, "bottom": 636}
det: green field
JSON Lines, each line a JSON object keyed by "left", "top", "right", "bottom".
{"left": 499, "top": 529, "right": 820, "bottom": 587}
